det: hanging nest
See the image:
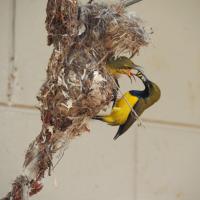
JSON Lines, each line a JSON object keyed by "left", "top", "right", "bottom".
{"left": 79, "top": 2, "right": 149, "bottom": 56}
{"left": 1, "top": 1, "right": 149, "bottom": 199}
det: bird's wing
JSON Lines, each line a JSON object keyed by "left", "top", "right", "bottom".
{"left": 113, "top": 99, "right": 145, "bottom": 140}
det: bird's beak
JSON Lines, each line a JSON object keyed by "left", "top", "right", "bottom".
{"left": 132, "top": 64, "right": 145, "bottom": 76}
{"left": 132, "top": 64, "right": 142, "bottom": 72}
{"left": 129, "top": 64, "right": 144, "bottom": 83}
{"left": 134, "top": 68, "right": 149, "bottom": 82}
{"left": 128, "top": 70, "right": 136, "bottom": 83}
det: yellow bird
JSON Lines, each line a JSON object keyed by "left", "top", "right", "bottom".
{"left": 94, "top": 70, "right": 161, "bottom": 140}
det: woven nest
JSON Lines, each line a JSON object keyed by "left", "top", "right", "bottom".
{"left": 2, "top": 1, "right": 149, "bottom": 199}
{"left": 35, "top": 0, "right": 149, "bottom": 147}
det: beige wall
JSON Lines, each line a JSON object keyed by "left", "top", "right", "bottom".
{"left": 0, "top": 0, "right": 200, "bottom": 199}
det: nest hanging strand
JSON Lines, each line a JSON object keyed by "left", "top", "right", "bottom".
{"left": 122, "top": 0, "right": 143, "bottom": 7}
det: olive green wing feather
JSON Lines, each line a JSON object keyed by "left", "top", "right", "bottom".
{"left": 113, "top": 99, "right": 146, "bottom": 140}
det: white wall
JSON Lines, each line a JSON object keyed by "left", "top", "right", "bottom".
{"left": 0, "top": 0, "right": 200, "bottom": 200}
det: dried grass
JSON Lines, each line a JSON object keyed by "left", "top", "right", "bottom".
{"left": 1, "top": 0, "right": 149, "bottom": 199}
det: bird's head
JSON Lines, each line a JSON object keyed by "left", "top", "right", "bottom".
{"left": 118, "top": 57, "right": 140, "bottom": 78}
{"left": 106, "top": 56, "right": 142, "bottom": 81}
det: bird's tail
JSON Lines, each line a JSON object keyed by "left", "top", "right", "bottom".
{"left": 113, "top": 132, "right": 121, "bottom": 140}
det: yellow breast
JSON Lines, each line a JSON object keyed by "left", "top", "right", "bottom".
{"left": 104, "top": 92, "right": 139, "bottom": 125}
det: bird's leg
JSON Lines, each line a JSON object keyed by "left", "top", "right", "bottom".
{"left": 115, "top": 78, "right": 120, "bottom": 88}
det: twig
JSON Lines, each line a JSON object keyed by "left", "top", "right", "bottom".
{"left": 122, "top": 0, "right": 143, "bottom": 7}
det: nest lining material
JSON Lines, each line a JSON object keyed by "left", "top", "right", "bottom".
{"left": 1, "top": 1, "right": 149, "bottom": 199}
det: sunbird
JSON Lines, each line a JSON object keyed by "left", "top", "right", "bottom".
{"left": 94, "top": 70, "right": 161, "bottom": 140}
{"left": 106, "top": 56, "right": 140, "bottom": 106}
{"left": 106, "top": 56, "right": 140, "bottom": 80}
